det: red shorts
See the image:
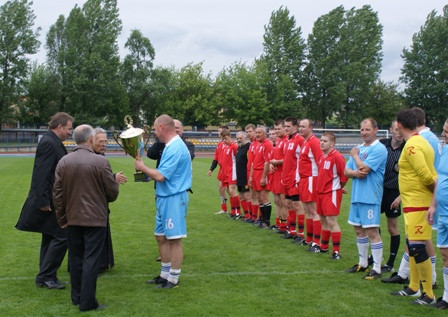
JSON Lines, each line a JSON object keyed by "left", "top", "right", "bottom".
{"left": 284, "top": 182, "right": 300, "bottom": 197}
{"left": 299, "top": 176, "right": 317, "bottom": 202}
{"left": 316, "top": 190, "right": 342, "bottom": 216}
{"left": 221, "top": 179, "right": 236, "bottom": 187}
{"left": 271, "top": 170, "right": 285, "bottom": 194}
{"left": 252, "top": 169, "right": 268, "bottom": 191}
{"left": 217, "top": 167, "right": 225, "bottom": 181}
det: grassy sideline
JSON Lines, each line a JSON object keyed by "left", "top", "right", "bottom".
{"left": 0, "top": 156, "right": 445, "bottom": 316}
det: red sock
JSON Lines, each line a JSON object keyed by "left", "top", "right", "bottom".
{"left": 332, "top": 231, "right": 341, "bottom": 253}
{"left": 234, "top": 196, "right": 241, "bottom": 215}
{"left": 275, "top": 217, "right": 280, "bottom": 227}
{"left": 288, "top": 210, "right": 297, "bottom": 236}
{"left": 279, "top": 219, "right": 287, "bottom": 232}
{"left": 229, "top": 197, "right": 236, "bottom": 216}
{"left": 221, "top": 202, "right": 227, "bottom": 212}
{"left": 297, "top": 214, "right": 305, "bottom": 237}
{"left": 313, "top": 220, "right": 322, "bottom": 246}
{"left": 306, "top": 218, "right": 313, "bottom": 243}
{"left": 251, "top": 204, "right": 259, "bottom": 220}
{"left": 321, "top": 229, "right": 331, "bottom": 251}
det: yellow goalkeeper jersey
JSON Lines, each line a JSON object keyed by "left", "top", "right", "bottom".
{"left": 398, "top": 134, "right": 437, "bottom": 210}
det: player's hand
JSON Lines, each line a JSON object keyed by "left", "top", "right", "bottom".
{"left": 260, "top": 177, "right": 266, "bottom": 187}
{"left": 39, "top": 206, "right": 52, "bottom": 212}
{"left": 342, "top": 187, "right": 347, "bottom": 194}
{"left": 115, "top": 171, "right": 128, "bottom": 184}
{"left": 207, "top": 170, "right": 212, "bottom": 177}
{"left": 350, "top": 147, "right": 359, "bottom": 157}
{"left": 134, "top": 158, "right": 144, "bottom": 170}
{"left": 390, "top": 196, "right": 401, "bottom": 210}
{"left": 426, "top": 206, "right": 435, "bottom": 225}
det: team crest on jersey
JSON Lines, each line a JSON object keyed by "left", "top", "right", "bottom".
{"left": 408, "top": 146, "right": 416, "bottom": 156}
{"left": 360, "top": 150, "right": 368, "bottom": 160}
{"left": 288, "top": 143, "right": 294, "bottom": 150}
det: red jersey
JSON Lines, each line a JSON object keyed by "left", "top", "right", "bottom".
{"left": 221, "top": 142, "right": 238, "bottom": 182}
{"left": 247, "top": 139, "right": 259, "bottom": 173}
{"left": 252, "top": 138, "right": 273, "bottom": 170}
{"left": 282, "top": 132, "right": 304, "bottom": 186}
{"left": 214, "top": 141, "right": 226, "bottom": 165}
{"left": 317, "top": 149, "right": 347, "bottom": 194}
{"left": 299, "top": 134, "right": 323, "bottom": 178}
{"left": 272, "top": 135, "right": 288, "bottom": 174}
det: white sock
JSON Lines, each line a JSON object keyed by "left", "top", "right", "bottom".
{"left": 168, "top": 268, "right": 181, "bottom": 284}
{"left": 357, "top": 236, "right": 369, "bottom": 268}
{"left": 431, "top": 256, "right": 437, "bottom": 284}
{"left": 371, "top": 241, "right": 383, "bottom": 273}
{"left": 443, "top": 267, "right": 448, "bottom": 303}
{"left": 160, "top": 262, "right": 171, "bottom": 280}
{"left": 398, "top": 252, "right": 410, "bottom": 278}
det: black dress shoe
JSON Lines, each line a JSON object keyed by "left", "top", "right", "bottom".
{"left": 80, "top": 304, "right": 107, "bottom": 312}
{"left": 36, "top": 280, "right": 66, "bottom": 289}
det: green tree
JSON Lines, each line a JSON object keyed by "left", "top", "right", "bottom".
{"left": 303, "top": 6, "right": 346, "bottom": 126}
{"left": 144, "top": 66, "right": 177, "bottom": 125}
{"left": 0, "top": 0, "right": 40, "bottom": 127}
{"left": 120, "top": 29, "right": 155, "bottom": 126}
{"left": 257, "top": 6, "right": 306, "bottom": 120}
{"left": 45, "top": 0, "right": 128, "bottom": 128}
{"left": 17, "top": 63, "right": 59, "bottom": 126}
{"left": 167, "top": 63, "right": 214, "bottom": 128}
{"left": 337, "top": 5, "right": 383, "bottom": 126}
{"left": 364, "top": 81, "right": 405, "bottom": 128}
{"left": 401, "top": 6, "right": 448, "bottom": 130}
{"left": 214, "top": 62, "right": 268, "bottom": 127}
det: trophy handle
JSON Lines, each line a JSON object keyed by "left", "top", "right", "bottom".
{"left": 143, "top": 125, "right": 152, "bottom": 151}
{"left": 112, "top": 130, "right": 125, "bottom": 152}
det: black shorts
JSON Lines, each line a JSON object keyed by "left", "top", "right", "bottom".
{"left": 237, "top": 185, "right": 250, "bottom": 193}
{"left": 381, "top": 188, "right": 401, "bottom": 218}
{"left": 285, "top": 194, "right": 300, "bottom": 202}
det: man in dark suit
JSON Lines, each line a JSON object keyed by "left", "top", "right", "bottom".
{"left": 16, "top": 112, "right": 74, "bottom": 289}
{"left": 54, "top": 124, "right": 119, "bottom": 311}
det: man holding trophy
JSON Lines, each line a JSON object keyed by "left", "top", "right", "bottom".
{"left": 134, "top": 114, "right": 192, "bottom": 289}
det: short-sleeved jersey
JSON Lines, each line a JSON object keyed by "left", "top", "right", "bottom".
{"left": 419, "top": 127, "right": 442, "bottom": 169}
{"left": 299, "top": 134, "right": 323, "bottom": 178}
{"left": 436, "top": 149, "right": 448, "bottom": 217}
{"left": 252, "top": 138, "right": 273, "bottom": 170}
{"left": 346, "top": 140, "right": 387, "bottom": 205}
{"left": 380, "top": 137, "right": 404, "bottom": 190}
{"left": 156, "top": 135, "right": 192, "bottom": 197}
{"left": 282, "top": 132, "right": 304, "bottom": 186}
{"left": 317, "top": 149, "right": 348, "bottom": 194}
{"left": 221, "top": 142, "right": 238, "bottom": 182}
{"left": 213, "top": 141, "right": 226, "bottom": 166}
{"left": 398, "top": 134, "right": 436, "bottom": 209}
{"left": 272, "top": 135, "right": 288, "bottom": 174}
{"left": 247, "top": 139, "right": 259, "bottom": 173}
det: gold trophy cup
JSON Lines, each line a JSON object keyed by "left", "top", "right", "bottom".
{"left": 113, "top": 115, "right": 151, "bottom": 182}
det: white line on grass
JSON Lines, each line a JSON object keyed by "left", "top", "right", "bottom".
{"left": 0, "top": 269, "right": 344, "bottom": 281}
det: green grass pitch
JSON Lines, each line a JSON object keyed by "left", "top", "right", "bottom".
{"left": 0, "top": 156, "right": 445, "bottom": 316}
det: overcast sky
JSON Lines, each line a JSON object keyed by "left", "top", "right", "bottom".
{"left": 30, "top": 0, "right": 447, "bottom": 83}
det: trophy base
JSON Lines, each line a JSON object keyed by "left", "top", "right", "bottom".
{"left": 134, "top": 172, "right": 151, "bottom": 182}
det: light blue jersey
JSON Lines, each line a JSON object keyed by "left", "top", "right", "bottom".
{"left": 156, "top": 135, "right": 192, "bottom": 197}
{"left": 436, "top": 149, "right": 448, "bottom": 246}
{"left": 419, "top": 127, "right": 442, "bottom": 169}
{"left": 436, "top": 149, "right": 448, "bottom": 217}
{"left": 346, "top": 140, "right": 387, "bottom": 205}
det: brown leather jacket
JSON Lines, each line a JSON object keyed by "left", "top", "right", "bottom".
{"left": 53, "top": 145, "right": 119, "bottom": 227}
